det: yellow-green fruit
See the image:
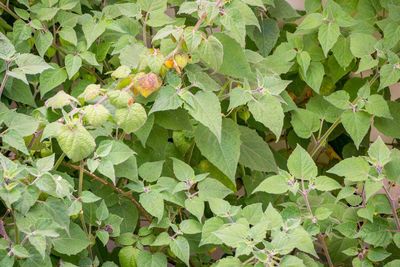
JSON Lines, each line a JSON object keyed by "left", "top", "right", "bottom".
{"left": 174, "top": 52, "right": 189, "bottom": 69}
{"left": 132, "top": 72, "right": 162, "bottom": 98}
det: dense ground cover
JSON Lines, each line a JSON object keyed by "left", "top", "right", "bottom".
{"left": 1, "top": 0, "right": 400, "bottom": 266}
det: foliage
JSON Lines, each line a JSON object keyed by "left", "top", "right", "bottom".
{"left": 1, "top": 0, "right": 400, "bottom": 266}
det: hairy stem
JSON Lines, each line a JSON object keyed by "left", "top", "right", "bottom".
{"left": 79, "top": 161, "right": 84, "bottom": 198}
{"left": 62, "top": 162, "right": 153, "bottom": 222}
{"left": 0, "top": 2, "right": 19, "bottom": 20}
{"left": 382, "top": 184, "right": 400, "bottom": 231}
{"left": 165, "top": 0, "right": 225, "bottom": 60}
{"left": 142, "top": 11, "right": 150, "bottom": 48}
{"left": 53, "top": 153, "right": 66, "bottom": 171}
{"left": 319, "top": 233, "right": 334, "bottom": 267}
{"left": 0, "top": 61, "right": 11, "bottom": 99}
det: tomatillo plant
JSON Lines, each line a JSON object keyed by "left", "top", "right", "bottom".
{"left": 1, "top": 0, "right": 400, "bottom": 266}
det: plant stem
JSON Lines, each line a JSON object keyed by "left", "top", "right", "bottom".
{"left": 319, "top": 233, "right": 334, "bottom": 267}
{"left": 165, "top": 0, "right": 225, "bottom": 60}
{"left": 53, "top": 153, "right": 66, "bottom": 171}
{"left": 81, "top": 66, "right": 106, "bottom": 85}
{"left": 62, "top": 162, "right": 153, "bottom": 222}
{"left": 0, "top": 2, "right": 19, "bottom": 20}
{"left": 310, "top": 72, "right": 380, "bottom": 158}
{"left": 79, "top": 161, "right": 84, "bottom": 198}
{"left": 382, "top": 184, "right": 400, "bottom": 231}
{"left": 0, "top": 61, "right": 11, "bottom": 99}
{"left": 142, "top": 11, "right": 150, "bottom": 48}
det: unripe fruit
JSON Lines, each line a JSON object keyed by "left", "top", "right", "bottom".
{"left": 174, "top": 52, "right": 189, "bottom": 69}
{"left": 132, "top": 72, "right": 162, "bottom": 98}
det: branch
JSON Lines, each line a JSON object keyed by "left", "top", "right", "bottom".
{"left": 382, "top": 183, "right": 400, "bottom": 231}
{"left": 0, "top": 2, "right": 20, "bottom": 20}
{"left": 165, "top": 0, "right": 225, "bottom": 60}
{"left": 142, "top": 11, "right": 150, "bottom": 48}
{"left": 62, "top": 162, "right": 153, "bottom": 223}
{"left": 310, "top": 73, "right": 380, "bottom": 158}
{"left": 318, "top": 233, "right": 334, "bottom": 267}
{"left": 0, "top": 210, "right": 12, "bottom": 248}
{"left": 0, "top": 61, "right": 11, "bottom": 99}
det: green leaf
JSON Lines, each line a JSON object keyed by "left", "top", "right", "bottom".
{"left": 3, "top": 77, "right": 35, "bottom": 106}
{"left": 220, "top": 8, "right": 246, "bottom": 46}
{"left": 138, "top": 161, "right": 164, "bottom": 182}
{"left": 137, "top": 250, "right": 167, "bottom": 267}
{"left": 97, "top": 230, "right": 109, "bottom": 246}
{"left": 248, "top": 94, "right": 283, "bottom": 138}
{"left": 318, "top": 22, "right": 340, "bottom": 57}
{"left": 367, "top": 247, "right": 391, "bottom": 262}
{"left": 288, "top": 145, "right": 317, "bottom": 180}
{"left": 238, "top": 125, "right": 277, "bottom": 172}
{"left": 16, "top": 54, "right": 52, "bottom": 74}
{"left": 200, "top": 217, "right": 224, "bottom": 246}
{"left": 357, "top": 218, "right": 392, "bottom": 247}
{"left": 149, "top": 86, "right": 182, "bottom": 114}
{"left": 297, "top": 51, "right": 311, "bottom": 76}
{"left": 170, "top": 236, "right": 189, "bottom": 266}
{"left": 280, "top": 255, "right": 306, "bottom": 267}
{"left": 214, "top": 223, "right": 248, "bottom": 247}
{"left": 115, "top": 103, "right": 147, "bottom": 133}
{"left": 228, "top": 87, "right": 252, "bottom": 110}
{"left": 328, "top": 157, "right": 370, "bottom": 182}
{"left": 302, "top": 61, "right": 324, "bottom": 93}
{"left": 332, "top": 36, "right": 354, "bottom": 69}
{"left": 82, "top": 19, "right": 106, "bottom": 49}
{"left": 29, "top": 234, "right": 46, "bottom": 259}
{"left": 180, "top": 219, "right": 202, "bottom": 234}
{"left": 185, "top": 197, "right": 204, "bottom": 222}
{"left": 350, "top": 33, "right": 377, "bottom": 57}
{"left": 59, "top": 26, "right": 77, "bottom": 45}
{"left": 324, "top": 90, "right": 350, "bottom": 110}
{"left": 171, "top": 158, "right": 194, "bottom": 181}
{"left": 288, "top": 227, "right": 317, "bottom": 257}
{"left": 253, "top": 174, "right": 289, "bottom": 194}
{"left": 0, "top": 32, "right": 16, "bottom": 60}
{"left": 56, "top": 121, "right": 96, "bottom": 162}
{"left": 34, "top": 30, "right": 53, "bottom": 58}
{"left": 39, "top": 68, "right": 68, "bottom": 97}
{"left": 81, "top": 191, "right": 101, "bottom": 203}
{"left": 290, "top": 109, "right": 320, "bottom": 139}
{"left": 214, "top": 33, "right": 254, "bottom": 80}
{"left": 379, "top": 64, "right": 400, "bottom": 90}
{"left": 264, "top": 202, "right": 283, "bottom": 229}
{"left": 140, "top": 191, "right": 164, "bottom": 221}
{"left": 296, "top": 13, "right": 323, "bottom": 34}
{"left": 198, "top": 36, "right": 223, "bottom": 72}
{"left": 368, "top": 136, "right": 391, "bottom": 166}
{"left": 137, "top": 0, "right": 166, "bottom": 12}
{"left": 194, "top": 119, "right": 241, "bottom": 189}
{"left": 184, "top": 91, "right": 221, "bottom": 142}
{"left": 96, "top": 200, "right": 109, "bottom": 221}
{"left": 366, "top": 94, "right": 391, "bottom": 118}
{"left": 356, "top": 55, "right": 377, "bottom": 74}
{"left": 247, "top": 19, "right": 279, "bottom": 56}
{"left": 52, "top": 223, "right": 90, "bottom": 256}
{"left": 3, "top": 130, "right": 29, "bottom": 154}
{"left": 314, "top": 176, "right": 341, "bottom": 191}
{"left": 341, "top": 110, "right": 371, "bottom": 149}
{"left": 83, "top": 104, "right": 110, "bottom": 127}
{"left": 118, "top": 246, "right": 139, "bottom": 267}
{"left": 65, "top": 54, "right": 82, "bottom": 79}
